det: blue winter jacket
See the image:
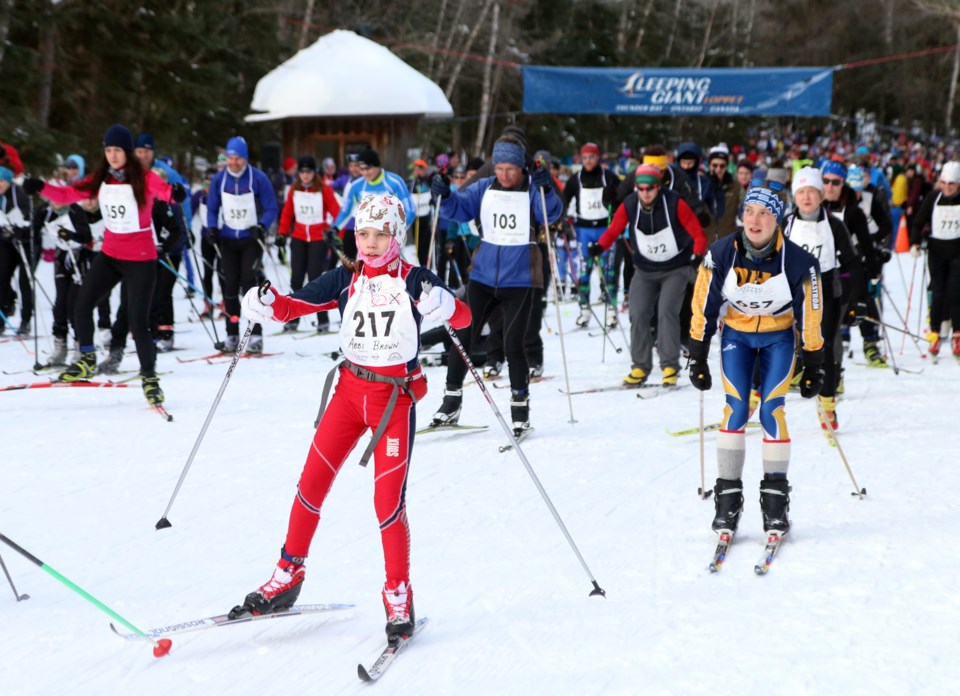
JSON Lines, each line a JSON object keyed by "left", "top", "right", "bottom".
{"left": 206, "top": 165, "right": 278, "bottom": 240}
{"left": 439, "top": 176, "right": 562, "bottom": 289}
{"left": 333, "top": 170, "right": 414, "bottom": 232}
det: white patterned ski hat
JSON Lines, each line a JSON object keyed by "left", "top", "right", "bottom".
{"left": 743, "top": 184, "right": 786, "bottom": 225}
{"left": 355, "top": 193, "right": 408, "bottom": 247}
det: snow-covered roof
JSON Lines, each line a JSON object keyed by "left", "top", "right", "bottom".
{"left": 246, "top": 30, "right": 453, "bottom": 122}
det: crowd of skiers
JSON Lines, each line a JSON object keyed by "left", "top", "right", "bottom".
{"left": 3, "top": 123, "right": 958, "bottom": 639}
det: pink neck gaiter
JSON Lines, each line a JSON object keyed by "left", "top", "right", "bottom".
{"left": 357, "top": 237, "right": 401, "bottom": 268}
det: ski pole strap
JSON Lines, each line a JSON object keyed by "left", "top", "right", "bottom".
{"left": 313, "top": 360, "right": 423, "bottom": 467}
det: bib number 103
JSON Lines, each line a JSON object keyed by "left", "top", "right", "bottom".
{"left": 492, "top": 213, "right": 517, "bottom": 230}
{"left": 353, "top": 310, "right": 396, "bottom": 338}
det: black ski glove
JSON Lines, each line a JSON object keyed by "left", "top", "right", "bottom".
{"left": 687, "top": 338, "right": 712, "bottom": 391}
{"left": 325, "top": 226, "right": 343, "bottom": 250}
{"left": 689, "top": 359, "right": 712, "bottom": 391}
{"left": 531, "top": 165, "right": 552, "bottom": 191}
{"left": 587, "top": 242, "right": 604, "bottom": 257}
{"left": 23, "top": 177, "right": 45, "bottom": 195}
{"left": 431, "top": 173, "right": 451, "bottom": 200}
{"left": 171, "top": 183, "right": 187, "bottom": 203}
{"left": 847, "top": 301, "right": 868, "bottom": 327}
{"left": 799, "top": 350, "right": 825, "bottom": 399}
{"left": 249, "top": 224, "right": 266, "bottom": 241}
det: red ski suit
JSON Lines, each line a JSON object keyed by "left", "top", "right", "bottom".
{"left": 269, "top": 259, "right": 470, "bottom": 584}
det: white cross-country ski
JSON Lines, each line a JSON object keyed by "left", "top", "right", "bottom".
{"left": 358, "top": 617, "right": 429, "bottom": 682}
{"left": 754, "top": 531, "right": 786, "bottom": 575}
{"left": 110, "top": 602, "right": 354, "bottom": 641}
{"left": 708, "top": 530, "right": 734, "bottom": 573}
{"left": 635, "top": 384, "right": 690, "bottom": 399}
{"left": 499, "top": 427, "right": 533, "bottom": 453}
{"left": 416, "top": 423, "right": 489, "bottom": 436}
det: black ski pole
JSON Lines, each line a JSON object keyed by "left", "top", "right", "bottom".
{"left": 0, "top": 550, "right": 29, "bottom": 601}
{"left": 426, "top": 280, "right": 605, "bottom": 597}
{"left": 157, "top": 257, "right": 225, "bottom": 350}
{"left": 30, "top": 231, "right": 42, "bottom": 370}
{"left": 181, "top": 208, "right": 223, "bottom": 347}
{"left": 155, "top": 282, "right": 269, "bottom": 529}
{"left": 537, "top": 185, "right": 577, "bottom": 425}
{"left": 0, "top": 533, "right": 171, "bottom": 657}
{"left": 159, "top": 252, "right": 216, "bottom": 348}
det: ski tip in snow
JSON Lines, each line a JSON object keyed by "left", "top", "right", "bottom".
{"left": 358, "top": 617, "right": 429, "bottom": 682}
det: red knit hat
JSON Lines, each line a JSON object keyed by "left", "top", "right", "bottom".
{"left": 580, "top": 142, "right": 600, "bottom": 157}
{"left": 634, "top": 164, "right": 662, "bottom": 187}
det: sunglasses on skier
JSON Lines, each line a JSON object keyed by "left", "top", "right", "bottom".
{"left": 748, "top": 178, "right": 785, "bottom": 192}
{"left": 822, "top": 178, "right": 844, "bottom": 187}
{"left": 636, "top": 185, "right": 658, "bottom": 193}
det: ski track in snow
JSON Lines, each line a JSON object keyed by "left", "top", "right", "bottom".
{"left": 2, "top": 258, "right": 959, "bottom": 694}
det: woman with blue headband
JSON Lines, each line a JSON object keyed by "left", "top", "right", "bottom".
{"left": 688, "top": 180, "right": 824, "bottom": 540}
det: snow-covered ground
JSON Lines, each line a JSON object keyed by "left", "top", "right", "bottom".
{"left": 1, "top": 253, "right": 958, "bottom": 695}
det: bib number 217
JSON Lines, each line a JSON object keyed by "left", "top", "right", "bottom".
{"left": 353, "top": 310, "right": 396, "bottom": 338}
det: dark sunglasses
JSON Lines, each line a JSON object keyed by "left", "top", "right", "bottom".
{"left": 748, "top": 178, "right": 785, "bottom": 191}
{"left": 822, "top": 178, "right": 844, "bottom": 186}
{"left": 299, "top": 167, "right": 315, "bottom": 174}
{"left": 636, "top": 185, "right": 658, "bottom": 192}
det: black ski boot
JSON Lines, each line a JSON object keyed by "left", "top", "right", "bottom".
{"left": 228, "top": 553, "right": 306, "bottom": 620}
{"left": 142, "top": 375, "right": 164, "bottom": 405}
{"left": 510, "top": 389, "right": 531, "bottom": 438}
{"left": 431, "top": 389, "right": 462, "bottom": 427}
{"left": 58, "top": 351, "right": 98, "bottom": 382}
{"left": 759, "top": 475, "right": 791, "bottom": 533}
{"left": 711, "top": 478, "right": 744, "bottom": 532}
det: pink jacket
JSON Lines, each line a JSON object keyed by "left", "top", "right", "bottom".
{"left": 41, "top": 170, "right": 173, "bottom": 261}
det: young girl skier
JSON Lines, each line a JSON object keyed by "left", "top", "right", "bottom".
{"left": 233, "top": 193, "right": 471, "bottom": 640}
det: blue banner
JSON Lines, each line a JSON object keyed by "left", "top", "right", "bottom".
{"left": 522, "top": 66, "right": 834, "bottom": 117}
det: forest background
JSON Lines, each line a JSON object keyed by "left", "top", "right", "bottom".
{"left": 4, "top": 0, "right": 960, "bottom": 174}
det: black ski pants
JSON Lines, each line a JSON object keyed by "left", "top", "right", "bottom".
{"left": 289, "top": 238, "right": 332, "bottom": 327}
{"left": 75, "top": 253, "right": 156, "bottom": 375}
{"left": 445, "top": 281, "right": 534, "bottom": 394}
{"left": 219, "top": 237, "right": 263, "bottom": 337}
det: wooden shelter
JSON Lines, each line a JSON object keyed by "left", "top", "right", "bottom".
{"left": 246, "top": 30, "right": 453, "bottom": 171}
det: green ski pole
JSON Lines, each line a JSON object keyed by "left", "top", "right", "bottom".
{"left": 0, "top": 533, "right": 172, "bottom": 657}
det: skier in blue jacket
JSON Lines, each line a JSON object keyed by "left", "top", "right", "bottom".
{"left": 428, "top": 137, "right": 563, "bottom": 436}
{"left": 330, "top": 148, "right": 413, "bottom": 261}
{"left": 206, "top": 135, "right": 278, "bottom": 352}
